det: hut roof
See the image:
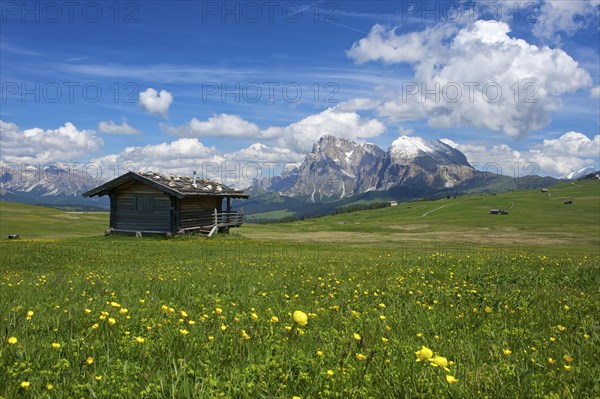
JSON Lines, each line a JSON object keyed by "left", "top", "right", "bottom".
{"left": 83, "top": 171, "right": 249, "bottom": 199}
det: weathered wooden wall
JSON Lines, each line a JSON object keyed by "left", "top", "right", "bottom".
{"left": 178, "top": 197, "right": 221, "bottom": 229}
{"left": 111, "top": 181, "right": 172, "bottom": 232}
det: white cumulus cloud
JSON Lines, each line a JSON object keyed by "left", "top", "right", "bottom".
{"left": 0, "top": 120, "right": 102, "bottom": 164}
{"left": 533, "top": 0, "right": 600, "bottom": 41}
{"left": 98, "top": 119, "right": 142, "bottom": 135}
{"left": 164, "top": 114, "right": 261, "bottom": 137}
{"left": 348, "top": 21, "right": 592, "bottom": 138}
{"left": 138, "top": 88, "right": 173, "bottom": 117}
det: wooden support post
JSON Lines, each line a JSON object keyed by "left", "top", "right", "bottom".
{"left": 214, "top": 208, "right": 218, "bottom": 229}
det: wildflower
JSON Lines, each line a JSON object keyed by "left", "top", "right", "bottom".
{"left": 416, "top": 332, "right": 423, "bottom": 338}
{"left": 251, "top": 312, "right": 258, "bottom": 321}
{"left": 46, "top": 383, "right": 54, "bottom": 390}
{"left": 84, "top": 308, "right": 92, "bottom": 314}
{"left": 95, "top": 375, "right": 103, "bottom": 381}
{"left": 220, "top": 324, "right": 227, "bottom": 331}
{"left": 8, "top": 336, "right": 17, "bottom": 345}
{"left": 327, "top": 369, "right": 334, "bottom": 376}
{"left": 415, "top": 346, "right": 433, "bottom": 362}
{"left": 484, "top": 306, "right": 492, "bottom": 314}
{"left": 503, "top": 349, "right": 512, "bottom": 356}
{"left": 563, "top": 354, "right": 574, "bottom": 363}
{"left": 446, "top": 375, "right": 459, "bottom": 384}
{"left": 550, "top": 337, "right": 556, "bottom": 342}
{"left": 316, "top": 350, "right": 324, "bottom": 357}
{"left": 91, "top": 323, "right": 99, "bottom": 330}
{"left": 293, "top": 311, "right": 308, "bottom": 326}
{"left": 215, "top": 307, "right": 223, "bottom": 315}
{"left": 429, "top": 356, "right": 450, "bottom": 372}
{"left": 188, "top": 320, "right": 196, "bottom": 325}
{"left": 21, "top": 381, "right": 30, "bottom": 389}
{"left": 379, "top": 315, "right": 386, "bottom": 321}
{"left": 564, "top": 365, "right": 573, "bottom": 372}
{"left": 86, "top": 356, "right": 94, "bottom": 365}
{"left": 355, "top": 353, "right": 367, "bottom": 361}
{"left": 381, "top": 337, "right": 389, "bottom": 344}
{"left": 119, "top": 308, "right": 128, "bottom": 315}
{"left": 135, "top": 336, "right": 145, "bottom": 343}
{"left": 241, "top": 330, "right": 250, "bottom": 340}
{"left": 584, "top": 333, "right": 590, "bottom": 340}
{"left": 26, "top": 310, "right": 34, "bottom": 320}
{"left": 208, "top": 335, "right": 214, "bottom": 341}
{"left": 557, "top": 325, "right": 566, "bottom": 332}
{"left": 110, "top": 301, "right": 120, "bottom": 308}
{"left": 378, "top": 303, "right": 386, "bottom": 308}
{"left": 51, "top": 342, "right": 61, "bottom": 349}
{"left": 270, "top": 316, "right": 279, "bottom": 323}
{"left": 353, "top": 333, "right": 361, "bottom": 341}
{"left": 107, "top": 318, "right": 116, "bottom": 326}
{"left": 548, "top": 357, "right": 556, "bottom": 364}
{"left": 179, "top": 329, "right": 189, "bottom": 335}
{"left": 161, "top": 305, "right": 169, "bottom": 312}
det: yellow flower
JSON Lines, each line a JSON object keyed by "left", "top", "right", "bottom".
{"left": 353, "top": 333, "right": 361, "bottom": 341}
{"left": 378, "top": 303, "right": 386, "bottom": 308}
{"left": 355, "top": 353, "right": 367, "bottom": 361}
{"left": 188, "top": 320, "right": 196, "bottom": 325}
{"left": 91, "top": 323, "right": 99, "bottom": 330}
{"left": 251, "top": 312, "right": 258, "bottom": 321}
{"left": 446, "top": 375, "right": 459, "bottom": 384}
{"left": 119, "top": 308, "right": 128, "bottom": 315}
{"left": 95, "top": 375, "right": 103, "bottom": 381}
{"left": 557, "top": 325, "right": 566, "bottom": 332}
{"left": 563, "top": 354, "right": 574, "bottom": 363}
{"left": 563, "top": 365, "right": 573, "bottom": 372}
{"left": 293, "top": 311, "right": 308, "bottom": 326}
{"left": 381, "top": 337, "right": 389, "bottom": 344}
{"left": 415, "top": 346, "right": 433, "bottom": 362}
{"left": 27, "top": 310, "right": 34, "bottom": 318}
{"left": 110, "top": 301, "right": 120, "bottom": 308}
{"left": 220, "top": 324, "right": 227, "bottom": 331}
{"left": 180, "top": 310, "right": 188, "bottom": 318}
{"left": 270, "top": 316, "right": 279, "bottom": 323}
{"left": 316, "top": 350, "right": 324, "bottom": 357}
{"left": 484, "top": 306, "right": 492, "bottom": 314}
{"left": 429, "top": 356, "right": 450, "bottom": 372}
{"left": 135, "top": 336, "right": 145, "bottom": 343}
{"left": 107, "top": 318, "right": 116, "bottom": 326}
{"left": 292, "top": 396, "right": 301, "bottom": 399}
{"left": 21, "top": 381, "right": 30, "bottom": 389}
{"left": 86, "top": 356, "right": 94, "bottom": 365}
{"left": 241, "top": 330, "right": 250, "bottom": 340}
{"left": 379, "top": 315, "right": 386, "bottom": 321}
{"left": 327, "top": 369, "right": 334, "bottom": 376}
{"left": 208, "top": 335, "right": 214, "bottom": 341}
{"left": 548, "top": 357, "right": 556, "bottom": 364}
{"left": 161, "top": 305, "right": 169, "bottom": 312}
{"left": 51, "top": 342, "right": 61, "bottom": 349}
{"left": 179, "top": 329, "right": 189, "bottom": 335}
{"left": 503, "top": 349, "right": 512, "bottom": 356}
{"left": 215, "top": 307, "right": 223, "bottom": 315}
{"left": 8, "top": 336, "right": 17, "bottom": 345}
{"left": 46, "top": 383, "right": 54, "bottom": 390}
{"left": 84, "top": 308, "right": 92, "bottom": 314}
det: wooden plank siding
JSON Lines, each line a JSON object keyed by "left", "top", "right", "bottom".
{"left": 111, "top": 181, "right": 173, "bottom": 232}
{"left": 178, "top": 197, "right": 221, "bottom": 229}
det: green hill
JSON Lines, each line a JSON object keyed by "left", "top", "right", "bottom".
{"left": 0, "top": 202, "right": 108, "bottom": 239}
{"left": 237, "top": 181, "right": 600, "bottom": 252}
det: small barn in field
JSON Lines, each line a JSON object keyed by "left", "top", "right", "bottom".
{"left": 83, "top": 171, "right": 249, "bottom": 236}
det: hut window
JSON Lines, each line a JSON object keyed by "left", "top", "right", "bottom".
{"left": 135, "top": 195, "right": 154, "bottom": 212}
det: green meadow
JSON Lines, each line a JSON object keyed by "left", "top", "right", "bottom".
{"left": 1, "top": 181, "right": 599, "bottom": 398}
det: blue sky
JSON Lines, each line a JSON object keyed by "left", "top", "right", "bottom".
{"left": 1, "top": 0, "right": 599, "bottom": 182}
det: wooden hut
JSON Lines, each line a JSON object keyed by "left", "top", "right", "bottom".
{"left": 83, "top": 171, "right": 249, "bottom": 236}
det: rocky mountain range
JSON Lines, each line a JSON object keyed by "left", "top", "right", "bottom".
{"left": 254, "top": 135, "right": 474, "bottom": 201}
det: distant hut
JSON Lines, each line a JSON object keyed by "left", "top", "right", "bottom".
{"left": 388, "top": 201, "right": 398, "bottom": 207}
{"left": 540, "top": 189, "right": 548, "bottom": 193}
{"left": 564, "top": 200, "right": 573, "bottom": 205}
{"left": 490, "top": 209, "right": 500, "bottom": 214}
{"left": 83, "top": 171, "right": 249, "bottom": 236}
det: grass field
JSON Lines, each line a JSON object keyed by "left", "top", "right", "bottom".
{"left": 1, "top": 181, "right": 599, "bottom": 398}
